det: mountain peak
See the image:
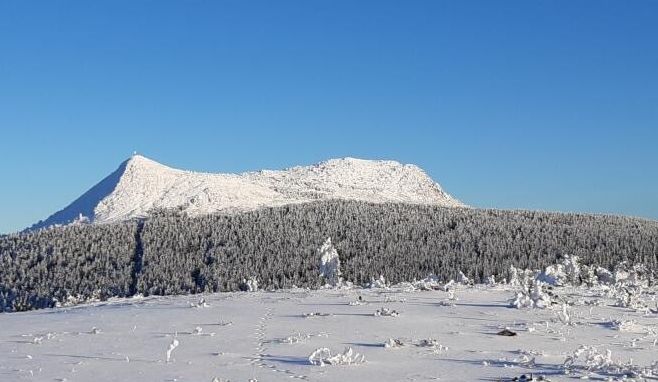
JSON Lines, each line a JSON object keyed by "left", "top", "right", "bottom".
{"left": 124, "top": 154, "right": 170, "bottom": 171}
{"left": 28, "top": 156, "right": 465, "bottom": 231}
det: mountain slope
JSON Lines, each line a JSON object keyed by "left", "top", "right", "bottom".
{"left": 29, "top": 155, "right": 465, "bottom": 230}
{"left": 28, "top": 160, "right": 130, "bottom": 231}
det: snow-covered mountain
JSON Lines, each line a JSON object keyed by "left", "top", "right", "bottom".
{"left": 29, "top": 155, "right": 464, "bottom": 230}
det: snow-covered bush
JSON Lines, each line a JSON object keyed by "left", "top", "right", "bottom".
{"left": 54, "top": 290, "right": 103, "bottom": 308}
{"left": 511, "top": 280, "right": 551, "bottom": 309}
{"left": 508, "top": 265, "right": 520, "bottom": 287}
{"left": 417, "top": 338, "right": 440, "bottom": 347}
{"left": 614, "top": 267, "right": 630, "bottom": 286}
{"left": 280, "top": 332, "right": 310, "bottom": 344}
{"left": 508, "top": 257, "right": 651, "bottom": 297}
{"left": 280, "top": 332, "right": 327, "bottom": 344}
{"left": 412, "top": 275, "right": 442, "bottom": 291}
{"left": 596, "top": 267, "right": 615, "bottom": 285}
{"left": 240, "top": 278, "right": 258, "bottom": 292}
{"left": 615, "top": 262, "right": 651, "bottom": 287}
{"left": 458, "top": 271, "right": 473, "bottom": 285}
{"left": 508, "top": 265, "right": 535, "bottom": 288}
{"left": 580, "top": 265, "right": 599, "bottom": 287}
{"left": 416, "top": 338, "right": 448, "bottom": 353}
{"left": 562, "top": 255, "right": 581, "bottom": 284}
{"left": 605, "top": 263, "right": 651, "bottom": 311}
{"left": 510, "top": 292, "right": 535, "bottom": 309}
{"left": 612, "top": 285, "right": 647, "bottom": 310}
{"left": 563, "top": 345, "right": 613, "bottom": 373}
{"left": 608, "top": 319, "right": 641, "bottom": 332}
{"left": 556, "top": 303, "right": 572, "bottom": 325}
{"left": 561, "top": 345, "right": 654, "bottom": 377}
{"left": 536, "top": 255, "right": 581, "bottom": 286}
{"left": 368, "top": 275, "right": 388, "bottom": 289}
{"left": 384, "top": 338, "right": 404, "bottom": 348}
{"left": 190, "top": 297, "right": 210, "bottom": 308}
{"left": 318, "top": 238, "right": 342, "bottom": 287}
{"left": 374, "top": 307, "right": 399, "bottom": 317}
{"left": 308, "top": 347, "right": 365, "bottom": 366}
{"left": 439, "top": 280, "right": 459, "bottom": 305}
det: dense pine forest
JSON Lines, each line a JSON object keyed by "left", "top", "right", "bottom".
{"left": 2, "top": 200, "right": 657, "bottom": 312}
{"left": 0, "top": 222, "right": 137, "bottom": 312}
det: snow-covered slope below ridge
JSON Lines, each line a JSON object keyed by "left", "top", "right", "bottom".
{"left": 29, "top": 155, "right": 465, "bottom": 230}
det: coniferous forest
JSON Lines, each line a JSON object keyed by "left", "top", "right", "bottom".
{"left": 2, "top": 200, "right": 657, "bottom": 312}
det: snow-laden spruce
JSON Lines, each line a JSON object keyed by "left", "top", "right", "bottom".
{"left": 536, "top": 255, "right": 581, "bottom": 286}
{"left": 318, "top": 238, "right": 342, "bottom": 287}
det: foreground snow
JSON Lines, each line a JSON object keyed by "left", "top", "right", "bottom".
{"left": 1, "top": 285, "right": 657, "bottom": 381}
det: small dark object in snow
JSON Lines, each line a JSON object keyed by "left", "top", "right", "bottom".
{"left": 497, "top": 329, "right": 517, "bottom": 336}
{"left": 510, "top": 373, "right": 547, "bottom": 381}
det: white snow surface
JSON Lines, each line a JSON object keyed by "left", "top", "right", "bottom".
{"left": 30, "top": 155, "right": 464, "bottom": 229}
{"left": 2, "top": 285, "right": 657, "bottom": 381}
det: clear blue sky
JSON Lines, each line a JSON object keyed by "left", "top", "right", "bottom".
{"left": 1, "top": 1, "right": 657, "bottom": 233}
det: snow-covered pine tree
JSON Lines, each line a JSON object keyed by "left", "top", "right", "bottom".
{"left": 318, "top": 237, "right": 342, "bottom": 287}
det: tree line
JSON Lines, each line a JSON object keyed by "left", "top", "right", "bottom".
{"left": 1, "top": 200, "right": 657, "bottom": 311}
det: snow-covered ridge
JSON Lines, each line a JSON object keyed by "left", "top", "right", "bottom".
{"left": 29, "top": 155, "right": 465, "bottom": 230}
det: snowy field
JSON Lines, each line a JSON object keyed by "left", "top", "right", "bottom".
{"left": 1, "top": 284, "right": 657, "bottom": 382}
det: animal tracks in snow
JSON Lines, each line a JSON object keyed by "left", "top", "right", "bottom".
{"left": 251, "top": 306, "right": 309, "bottom": 380}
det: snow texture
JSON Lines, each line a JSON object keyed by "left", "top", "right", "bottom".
{"left": 3, "top": 284, "right": 657, "bottom": 381}
{"left": 29, "top": 155, "right": 464, "bottom": 230}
